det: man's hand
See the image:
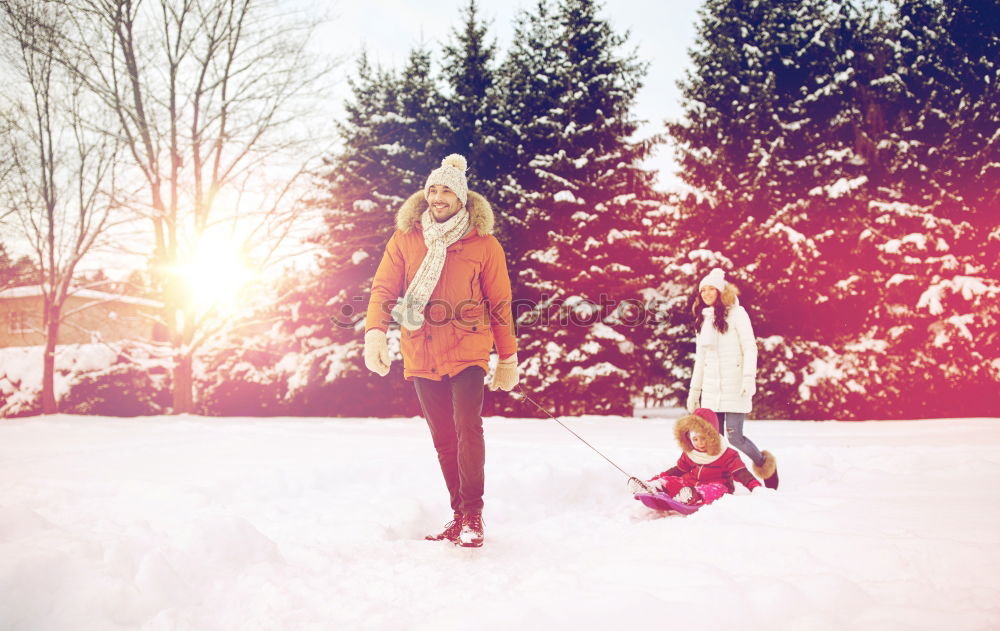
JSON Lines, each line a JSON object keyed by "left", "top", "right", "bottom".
{"left": 363, "top": 329, "right": 391, "bottom": 376}
{"left": 488, "top": 353, "right": 519, "bottom": 392}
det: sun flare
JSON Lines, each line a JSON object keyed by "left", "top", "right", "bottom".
{"left": 172, "top": 233, "right": 256, "bottom": 315}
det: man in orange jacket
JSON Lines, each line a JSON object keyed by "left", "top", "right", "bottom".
{"left": 363, "top": 154, "right": 518, "bottom": 548}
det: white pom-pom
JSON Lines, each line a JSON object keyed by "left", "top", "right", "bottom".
{"left": 441, "top": 154, "right": 467, "bottom": 171}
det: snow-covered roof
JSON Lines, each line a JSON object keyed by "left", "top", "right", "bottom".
{"left": 0, "top": 285, "right": 162, "bottom": 309}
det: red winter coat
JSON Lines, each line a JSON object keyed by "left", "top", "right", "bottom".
{"left": 651, "top": 447, "right": 761, "bottom": 493}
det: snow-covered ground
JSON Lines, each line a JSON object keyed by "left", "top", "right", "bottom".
{"left": 2, "top": 414, "right": 999, "bottom": 631}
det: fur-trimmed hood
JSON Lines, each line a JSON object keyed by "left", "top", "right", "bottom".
{"left": 674, "top": 408, "right": 723, "bottom": 457}
{"left": 691, "top": 282, "right": 740, "bottom": 319}
{"left": 395, "top": 190, "right": 495, "bottom": 236}
{"left": 720, "top": 282, "right": 740, "bottom": 307}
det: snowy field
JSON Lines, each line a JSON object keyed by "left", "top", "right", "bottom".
{"left": 2, "top": 414, "right": 999, "bottom": 631}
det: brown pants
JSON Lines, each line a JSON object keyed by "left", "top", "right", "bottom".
{"left": 413, "top": 366, "right": 486, "bottom": 514}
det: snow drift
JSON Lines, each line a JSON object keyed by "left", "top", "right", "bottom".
{"left": 1, "top": 415, "right": 998, "bottom": 630}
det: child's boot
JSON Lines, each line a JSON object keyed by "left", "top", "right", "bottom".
{"left": 675, "top": 486, "right": 702, "bottom": 505}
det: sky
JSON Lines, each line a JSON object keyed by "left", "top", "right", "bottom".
{"left": 307, "top": 0, "right": 705, "bottom": 190}
{"left": 2, "top": 0, "right": 704, "bottom": 272}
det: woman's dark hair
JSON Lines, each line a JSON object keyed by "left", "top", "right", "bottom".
{"left": 691, "top": 290, "right": 730, "bottom": 334}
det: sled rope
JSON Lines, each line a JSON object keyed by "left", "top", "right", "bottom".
{"left": 514, "top": 385, "right": 643, "bottom": 486}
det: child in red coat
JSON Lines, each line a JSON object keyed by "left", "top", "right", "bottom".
{"left": 637, "top": 407, "right": 761, "bottom": 506}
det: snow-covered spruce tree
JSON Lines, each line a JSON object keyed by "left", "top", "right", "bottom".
{"left": 780, "top": 0, "right": 998, "bottom": 419}
{"left": 269, "top": 49, "right": 447, "bottom": 416}
{"left": 440, "top": 0, "right": 509, "bottom": 204}
{"left": 667, "top": 0, "right": 864, "bottom": 418}
{"left": 493, "top": 0, "right": 565, "bottom": 257}
{"left": 671, "top": 0, "right": 998, "bottom": 419}
{"left": 490, "top": 1, "right": 564, "bottom": 415}
{"left": 638, "top": 234, "right": 713, "bottom": 410}
{"left": 647, "top": 0, "right": 849, "bottom": 412}
{"left": 815, "top": 0, "right": 1000, "bottom": 419}
{"left": 495, "top": 0, "right": 664, "bottom": 416}
{"left": 898, "top": 0, "right": 999, "bottom": 214}
{"left": 667, "top": 0, "right": 842, "bottom": 238}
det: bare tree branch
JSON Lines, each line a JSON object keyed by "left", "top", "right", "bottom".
{"left": 44, "top": 0, "right": 338, "bottom": 412}
{"left": 0, "top": 0, "right": 126, "bottom": 413}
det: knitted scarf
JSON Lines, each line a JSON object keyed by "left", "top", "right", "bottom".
{"left": 686, "top": 434, "right": 731, "bottom": 465}
{"left": 391, "top": 208, "right": 471, "bottom": 331}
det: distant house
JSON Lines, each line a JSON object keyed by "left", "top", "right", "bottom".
{"left": 0, "top": 286, "right": 165, "bottom": 347}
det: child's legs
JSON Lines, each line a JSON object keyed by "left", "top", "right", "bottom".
{"left": 724, "top": 412, "right": 764, "bottom": 466}
{"left": 694, "top": 482, "right": 728, "bottom": 504}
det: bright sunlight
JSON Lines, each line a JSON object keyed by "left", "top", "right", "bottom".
{"left": 172, "top": 232, "right": 257, "bottom": 316}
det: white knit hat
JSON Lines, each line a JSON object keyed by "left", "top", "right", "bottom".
{"left": 424, "top": 154, "right": 469, "bottom": 207}
{"left": 699, "top": 267, "right": 726, "bottom": 292}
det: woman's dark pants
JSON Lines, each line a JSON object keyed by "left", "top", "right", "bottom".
{"left": 413, "top": 366, "right": 486, "bottom": 514}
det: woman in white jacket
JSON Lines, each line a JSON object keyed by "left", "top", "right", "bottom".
{"left": 687, "top": 268, "right": 778, "bottom": 489}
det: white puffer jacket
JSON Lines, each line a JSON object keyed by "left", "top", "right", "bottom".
{"left": 689, "top": 299, "right": 757, "bottom": 414}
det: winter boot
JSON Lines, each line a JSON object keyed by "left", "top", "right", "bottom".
{"left": 753, "top": 451, "right": 779, "bottom": 490}
{"left": 425, "top": 512, "right": 463, "bottom": 542}
{"left": 457, "top": 511, "right": 484, "bottom": 548}
{"left": 674, "top": 486, "right": 702, "bottom": 506}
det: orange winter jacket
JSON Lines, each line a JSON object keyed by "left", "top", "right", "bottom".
{"left": 365, "top": 190, "right": 517, "bottom": 381}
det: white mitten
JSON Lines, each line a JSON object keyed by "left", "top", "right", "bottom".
{"left": 740, "top": 377, "right": 756, "bottom": 397}
{"left": 363, "top": 329, "right": 391, "bottom": 376}
{"left": 686, "top": 389, "right": 700, "bottom": 413}
{"left": 489, "top": 353, "right": 519, "bottom": 392}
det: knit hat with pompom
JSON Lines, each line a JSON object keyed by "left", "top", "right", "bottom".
{"left": 424, "top": 154, "right": 469, "bottom": 207}
{"left": 699, "top": 267, "right": 727, "bottom": 292}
